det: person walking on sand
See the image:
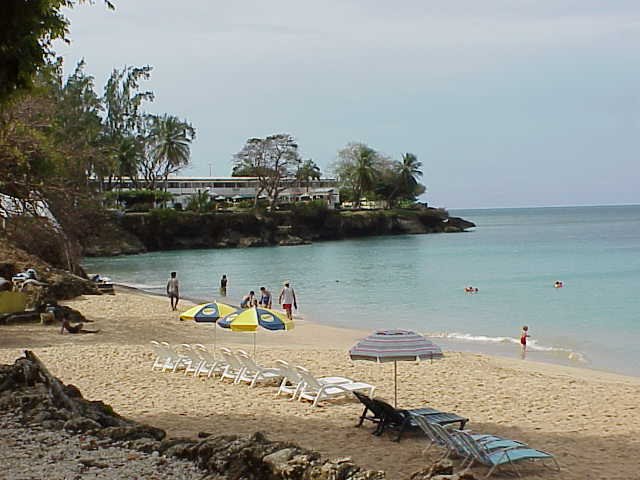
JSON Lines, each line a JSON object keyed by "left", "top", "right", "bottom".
{"left": 259, "top": 286, "right": 272, "bottom": 309}
{"left": 220, "top": 274, "right": 228, "bottom": 296}
{"left": 278, "top": 282, "right": 297, "bottom": 320}
{"left": 520, "top": 325, "right": 530, "bottom": 358}
{"left": 166, "top": 271, "right": 179, "bottom": 311}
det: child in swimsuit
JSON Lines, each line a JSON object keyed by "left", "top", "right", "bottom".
{"left": 520, "top": 325, "right": 530, "bottom": 356}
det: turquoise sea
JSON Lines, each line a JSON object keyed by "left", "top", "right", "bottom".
{"left": 84, "top": 205, "right": 640, "bottom": 376}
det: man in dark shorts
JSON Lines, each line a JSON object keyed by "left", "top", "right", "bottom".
{"left": 220, "top": 274, "right": 228, "bottom": 296}
{"left": 259, "top": 286, "right": 272, "bottom": 309}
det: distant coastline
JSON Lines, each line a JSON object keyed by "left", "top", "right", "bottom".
{"left": 83, "top": 208, "right": 475, "bottom": 257}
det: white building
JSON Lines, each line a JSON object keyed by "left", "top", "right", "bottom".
{"left": 110, "top": 176, "right": 340, "bottom": 208}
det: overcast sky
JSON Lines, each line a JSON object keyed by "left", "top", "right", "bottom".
{"left": 55, "top": 1, "right": 640, "bottom": 208}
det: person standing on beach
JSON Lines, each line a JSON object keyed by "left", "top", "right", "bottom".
{"left": 166, "top": 272, "right": 179, "bottom": 311}
{"left": 278, "top": 282, "right": 297, "bottom": 320}
{"left": 259, "top": 286, "right": 272, "bottom": 309}
{"left": 220, "top": 274, "right": 228, "bottom": 296}
{"left": 520, "top": 325, "right": 530, "bottom": 358}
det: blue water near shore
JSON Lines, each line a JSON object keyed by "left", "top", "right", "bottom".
{"left": 84, "top": 205, "right": 640, "bottom": 376}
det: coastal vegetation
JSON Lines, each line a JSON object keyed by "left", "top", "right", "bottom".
{"left": 0, "top": 0, "right": 464, "bottom": 269}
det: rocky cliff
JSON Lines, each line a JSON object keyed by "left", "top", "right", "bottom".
{"left": 88, "top": 208, "right": 475, "bottom": 255}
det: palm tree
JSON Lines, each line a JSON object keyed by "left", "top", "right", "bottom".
{"left": 352, "top": 145, "right": 378, "bottom": 208}
{"left": 387, "top": 153, "right": 423, "bottom": 207}
{"left": 296, "top": 159, "right": 321, "bottom": 192}
{"left": 398, "top": 153, "right": 423, "bottom": 193}
{"left": 147, "top": 114, "right": 196, "bottom": 190}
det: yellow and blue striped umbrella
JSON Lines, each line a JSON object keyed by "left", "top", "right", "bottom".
{"left": 218, "top": 307, "right": 294, "bottom": 332}
{"left": 179, "top": 302, "right": 237, "bottom": 322}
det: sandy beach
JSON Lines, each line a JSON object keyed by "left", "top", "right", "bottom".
{"left": 1, "top": 289, "right": 639, "bottom": 479}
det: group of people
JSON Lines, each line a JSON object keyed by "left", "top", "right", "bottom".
{"left": 166, "top": 272, "right": 298, "bottom": 320}
{"left": 237, "top": 283, "right": 298, "bottom": 320}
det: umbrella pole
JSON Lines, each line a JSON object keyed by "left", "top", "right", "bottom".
{"left": 394, "top": 361, "right": 398, "bottom": 408}
{"left": 253, "top": 332, "right": 256, "bottom": 358}
{"left": 213, "top": 323, "right": 217, "bottom": 353}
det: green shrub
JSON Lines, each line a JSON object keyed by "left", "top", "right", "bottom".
{"left": 290, "top": 200, "right": 329, "bottom": 219}
{"left": 105, "top": 189, "right": 173, "bottom": 208}
{"left": 126, "top": 202, "right": 154, "bottom": 212}
{"left": 149, "top": 208, "right": 179, "bottom": 224}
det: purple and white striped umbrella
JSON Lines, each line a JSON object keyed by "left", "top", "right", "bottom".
{"left": 349, "top": 329, "right": 443, "bottom": 362}
{"left": 349, "top": 330, "right": 443, "bottom": 407}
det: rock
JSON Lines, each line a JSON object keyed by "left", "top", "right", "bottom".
{"left": 40, "top": 419, "right": 64, "bottom": 430}
{"left": 98, "top": 424, "right": 166, "bottom": 442}
{"left": 64, "top": 416, "right": 102, "bottom": 433}
{"left": 263, "top": 447, "right": 298, "bottom": 466}
{"left": 277, "top": 235, "right": 310, "bottom": 246}
{"left": 129, "top": 437, "right": 162, "bottom": 453}
{"left": 163, "top": 440, "right": 198, "bottom": 458}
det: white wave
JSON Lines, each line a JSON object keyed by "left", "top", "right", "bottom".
{"left": 117, "top": 282, "right": 164, "bottom": 290}
{"left": 426, "top": 331, "right": 589, "bottom": 364}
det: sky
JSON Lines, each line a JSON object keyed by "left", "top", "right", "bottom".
{"left": 54, "top": 1, "right": 640, "bottom": 209}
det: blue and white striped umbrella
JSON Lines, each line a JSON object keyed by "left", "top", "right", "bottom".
{"left": 349, "top": 329, "right": 443, "bottom": 407}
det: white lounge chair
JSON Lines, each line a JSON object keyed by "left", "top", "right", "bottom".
{"left": 192, "top": 344, "right": 224, "bottom": 378}
{"left": 150, "top": 340, "right": 170, "bottom": 371}
{"left": 218, "top": 347, "right": 245, "bottom": 383}
{"left": 275, "top": 362, "right": 355, "bottom": 399}
{"left": 296, "top": 366, "right": 376, "bottom": 407}
{"left": 235, "top": 350, "right": 284, "bottom": 387}
{"left": 275, "top": 360, "right": 305, "bottom": 399}
{"left": 179, "top": 344, "right": 204, "bottom": 376}
{"left": 159, "top": 341, "right": 190, "bottom": 372}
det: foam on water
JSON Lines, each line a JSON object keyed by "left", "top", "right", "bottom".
{"left": 426, "top": 331, "right": 589, "bottom": 364}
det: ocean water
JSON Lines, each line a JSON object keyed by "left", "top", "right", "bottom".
{"left": 83, "top": 205, "right": 640, "bottom": 376}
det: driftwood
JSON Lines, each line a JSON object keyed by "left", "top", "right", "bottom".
{"left": 24, "top": 350, "right": 80, "bottom": 416}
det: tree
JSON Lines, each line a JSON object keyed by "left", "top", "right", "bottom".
{"left": 142, "top": 114, "right": 196, "bottom": 190}
{"left": 51, "top": 59, "right": 105, "bottom": 185}
{"left": 0, "top": 0, "right": 113, "bottom": 103}
{"left": 101, "top": 65, "right": 154, "bottom": 188}
{"left": 296, "top": 159, "right": 321, "bottom": 192}
{"left": 333, "top": 143, "right": 381, "bottom": 208}
{"left": 233, "top": 133, "right": 301, "bottom": 209}
{"left": 397, "top": 153, "right": 423, "bottom": 197}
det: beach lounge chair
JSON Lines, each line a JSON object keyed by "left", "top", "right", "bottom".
{"left": 160, "top": 342, "right": 190, "bottom": 372}
{"left": 192, "top": 344, "right": 224, "bottom": 378}
{"left": 296, "top": 366, "right": 375, "bottom": 407}
{"left": 353, "top": 392, "right": 468, "bottom": 441}
{"left": 275, "top": 360, "right": 304, "bottom": 399}
{"left": 178, "top": 344, "right": 204, "bottom": 376}
{"left": 452, "top": 429, "right": 560, "bottom": 478}
{"left": 235, "top": 350, "right": 284, "bottom": 387}
{"left": 275, "top": 362, "right": 355, "bottom": 399}
{"left": 150, "top": 340, "right": 173, "bottom": 371}
{"left": 218, "top": 347, "right": 245, "bottom": 383}
{"left": 410, "top": 414, "right": 517, "bottom": 456}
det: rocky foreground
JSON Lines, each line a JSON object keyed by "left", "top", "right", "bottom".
{"left": 1, "top": 351, "right": 473, "bottom": 480}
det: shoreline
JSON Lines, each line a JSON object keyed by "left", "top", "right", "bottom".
{"left": 1, "top": 289, "right": 639, "bottom": 478}
{"left": 114, "top": 282, "right": 632, "bottom": 379}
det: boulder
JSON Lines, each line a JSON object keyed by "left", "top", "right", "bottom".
{"left": 64, "top": 416, "right": 102, "bottom": 432}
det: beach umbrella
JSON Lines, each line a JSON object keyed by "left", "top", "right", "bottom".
{"left": 349, "top": 329, "right": 443, "bottom": 407}
{"left": 218, "top": 306, "right": 294, "bottom": 356}
{"left": 179, "top": 302, "right": 237, "bottom": 351}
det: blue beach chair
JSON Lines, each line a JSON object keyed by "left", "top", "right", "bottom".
{"left": 452, "top": 429, "right": 560, "bottom": 478}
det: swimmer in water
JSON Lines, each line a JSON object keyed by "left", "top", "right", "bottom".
{"left": 554, "top": 280, "right": 563, "bottom": 288}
